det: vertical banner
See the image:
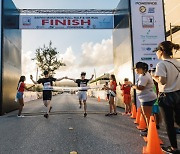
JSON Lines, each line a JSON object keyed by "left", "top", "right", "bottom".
{"left": 130, "top": 0, "right": 165, "bottom": 70}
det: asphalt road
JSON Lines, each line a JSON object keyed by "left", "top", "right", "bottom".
{"left": 0, "top": 93, "right": 179, "bottom": 154}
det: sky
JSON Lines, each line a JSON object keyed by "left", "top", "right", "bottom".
{"left": 12, "top": 0, "right": 120, "bottom": 83}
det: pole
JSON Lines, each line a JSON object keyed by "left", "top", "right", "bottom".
{"left": 94, "top": 68, "right": 97, "bottom": 85}
{"left": 36, "top": 67, "right": 38, "bottom": 81}
{"left": 170, "top": 23, "right": 172, "bottom": 42}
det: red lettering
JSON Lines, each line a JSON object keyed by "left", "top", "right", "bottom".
{"left": 50, "top": 19, "right": 54, "bottom": 25}
{"left": 42, "top": 19, "right": 49, "bottom": 25}
{"left": 81, "top": 19, "right": 91, "bottom": 25}
{"left": 68, "top": 20, "right": 71, "bottom": 25}
{"left": 72, "top": 19, "right": 79, "bottom": 25}
{"left": 55, "top": 20, "right": 66, "bottom": 25}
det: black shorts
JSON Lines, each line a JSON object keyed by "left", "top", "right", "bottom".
{"left": 43, "top": 90, "right": 52, "bottom": 101}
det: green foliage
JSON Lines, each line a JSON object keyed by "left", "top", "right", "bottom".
{"left": 32, "top": 41, "right": 66, "bottom": 76}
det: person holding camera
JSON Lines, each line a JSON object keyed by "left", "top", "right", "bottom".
{"left": 132, "top": 62, "right": 157, "bottom": 136}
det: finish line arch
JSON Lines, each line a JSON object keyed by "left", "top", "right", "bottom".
{"left": 0, "top": 0, "right": 165, "bottom": 115}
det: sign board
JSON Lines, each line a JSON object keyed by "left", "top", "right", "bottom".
{"left": 19, "top": 15, "right": 114, "bottom": 29}
{"left": 130, "top": 0, "right": 165, "bottom": 70}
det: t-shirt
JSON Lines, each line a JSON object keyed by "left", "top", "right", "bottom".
{"left": 136, "top": 72, "right": 157, "bottom": 103}
{"left": 37, "top": 77, "right": 56, "bottom": 91}
{"left": 155, "top": 59, "right": 180, "bottom": 93}
{"left": 18, "top": 82, "right": 25, "bottom": 92}
{"left": 110, "top": 81, "right": 117, "bottom": 92}
{"left": 75, "top": 79, "right": 90, "bottom": 91}
{"left": 121, "top": 84, "right": 131, "bottom": 95}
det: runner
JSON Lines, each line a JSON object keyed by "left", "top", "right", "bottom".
{"left": 104, "top": 74, "right": 117, "bottom": 116}
{"left": 66, "top": 72, "right": 94, "bottom": 117}
{"left": 16, "top": 76, "right": 35, "bottom": 117}
{"left": 30, "top": 71, "right": 65, "bottom": 119}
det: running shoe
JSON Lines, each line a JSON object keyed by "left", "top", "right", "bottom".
{"left": 79, "top": 105, "right": 82, "bottom": 109}
{"left": 122, "top": 112, "right": 127, "bottom": 116}
{"left": 113, "top": 113, "right": 118, "bottom": 115}
{"left": 49, "top": 106, "right": 52, "bottom": 113}
{"left": 44, "top": 114, "right": 49, "bottom": 119}
{"left": 161, "top": 146, "right": 180, "bottom": 154}
{"left": 84, "top": 113, "right": 87, "bottom": 117}
{"left": 17, "top": 115, "right": 24, "bottom": 118}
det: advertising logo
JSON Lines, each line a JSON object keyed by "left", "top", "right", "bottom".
{"left": 22, "top": 17, "right": 31, "bottom": 26}
{"left": 139, "top": 6, "right": 146, "bottom": 13}
{"left": 148, "top": 7, "right": 155, "bottom": 13}
{"left": 135, "top": 2, "right": 157, "bottom": 5}
{"left": 141, "top": 57, "right": 152, "bottom": 61}
{"left": 142, "top": 16, "right": 154, "bottom": 28}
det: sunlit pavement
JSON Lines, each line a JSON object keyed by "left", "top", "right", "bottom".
{"left": 0, "top": 93, "right": 179, "bottom": 154}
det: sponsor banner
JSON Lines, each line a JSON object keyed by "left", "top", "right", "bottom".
{"left": 130, "top": 0, "right": 165, "bottom": 70}
{"left": 19, "top": 15, "right": 114, "bottom": 29}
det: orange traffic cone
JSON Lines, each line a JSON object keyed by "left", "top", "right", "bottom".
{"left": 143, "top": 116, "right": 163, "bottom": 144}
{"left": 131, "top": 104, "right": 137, "bottom": 119}
{"left": 134, "top": 108, "right": 141, "bottom": 124}
{"left": 137, "top": 114, "right": 147, "bottom": 130}
{"left": 143, "top": 116, "right": 164, "bottom": 154}
{"left": 98, "top": 96, "right": 101, "bottom": 102}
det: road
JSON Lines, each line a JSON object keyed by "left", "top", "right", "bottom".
{"left": 0, "top": 93, "right": 179, "bottom": 154}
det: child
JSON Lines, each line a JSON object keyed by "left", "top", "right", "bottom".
{"left": 120, "top": 78, "right": 132, "bottom": 115}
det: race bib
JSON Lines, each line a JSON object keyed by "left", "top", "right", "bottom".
{"left": 43, "top": 82, "right": 53, "bottom": 90}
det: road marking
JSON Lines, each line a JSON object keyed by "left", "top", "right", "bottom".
{"left": 69, "top": 127, "right": 74, "bottom": 130}
{"left": 70, "top": 151, "right": 78, "bottom": 154}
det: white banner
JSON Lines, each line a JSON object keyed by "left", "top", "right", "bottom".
{"left": 19, "top": 15, "right": 114, "bottom": 29}
{"left": 131, "top": 0, "right": 165, "bottom": 70}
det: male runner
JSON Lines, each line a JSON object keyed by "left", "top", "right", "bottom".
{"left": 67, "top": 72, "right": 94, "bottom": 117}
{"left": 30, "top": 71, "right": 65, "bottom": 119}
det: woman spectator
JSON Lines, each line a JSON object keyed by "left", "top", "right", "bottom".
{"left": 132, "top": 62, "right": 157, "bottom": 136}
{"left": 152, "top": 41, "right": 180, "bottom": 154}
{"left": 105, "top": 74, "right": 117, "bottom": 116}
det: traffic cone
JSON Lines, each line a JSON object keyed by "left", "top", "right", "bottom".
{"left": 131, "top": 104, "right": 137, "bottom": 119}
{"left": 137, "top": 114, "right": 147, "bottom": 130}
{"left": 98, "top": 96, "right": 101, "bottom": 102}
{"left": 143, "top": 116, "right": 163, "bottom": 144}
{"left": 142, "top": 116, "right": 164, "bottom": 154}
{"left": 134, "top": 108, "right": 141, "bottom": 124}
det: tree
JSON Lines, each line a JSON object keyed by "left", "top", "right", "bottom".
{"left": 32, "top": 41, "right": 66, "bottom": 76}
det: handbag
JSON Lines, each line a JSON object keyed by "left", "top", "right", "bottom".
{"left": 158, "top": 60, "right": 180, "bottom": 107}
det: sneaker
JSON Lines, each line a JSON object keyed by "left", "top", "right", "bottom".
{"left": 17, "top": 115, "right": 24, "bottom": 118}
{"left": 140, "top": 129, "right": 148, "bottom": 133}
{"left": 161, "top": 146, "right": 177, "bottom": 154}
{"left": 140, "top": 132, "right": 147, "bottom": 137}
{"left": 122, "top": 112, "right": 127, "bottom": 115}
{"left": 127, "top": 112, "right": 132, "bottom": 116}
{"left": 156, "top": 125, "right": 160, "bottom": 129}
{"left": 49, "top": 106, "right": 52, "bottom": 113}
{"left": 44, "top": 114, "right": 49, "bottom": 119}
{"left": 84, "top": 113, "right": 87, "bottom": 117}
{"left": 113, "top": 113, "right": 118, "bottom": 115}
{"left": 79, "top": 105, "right": 82, "bottom": 109}
{"left": 105, "top": 113, "right": 113, "bottom": 116}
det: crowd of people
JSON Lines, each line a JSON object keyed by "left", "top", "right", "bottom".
{"left": 15, "top": 40, "right": 180, "bottom": 153}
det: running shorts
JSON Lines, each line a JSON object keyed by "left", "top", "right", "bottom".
{"left": 123, "top": 94, "right": 131, "bottom": 104}
{"left": 78, "top": 91, "right": 87, "bottom": 101}
{"left": 43, "top": 90, "right": 52, "bottom": 101}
